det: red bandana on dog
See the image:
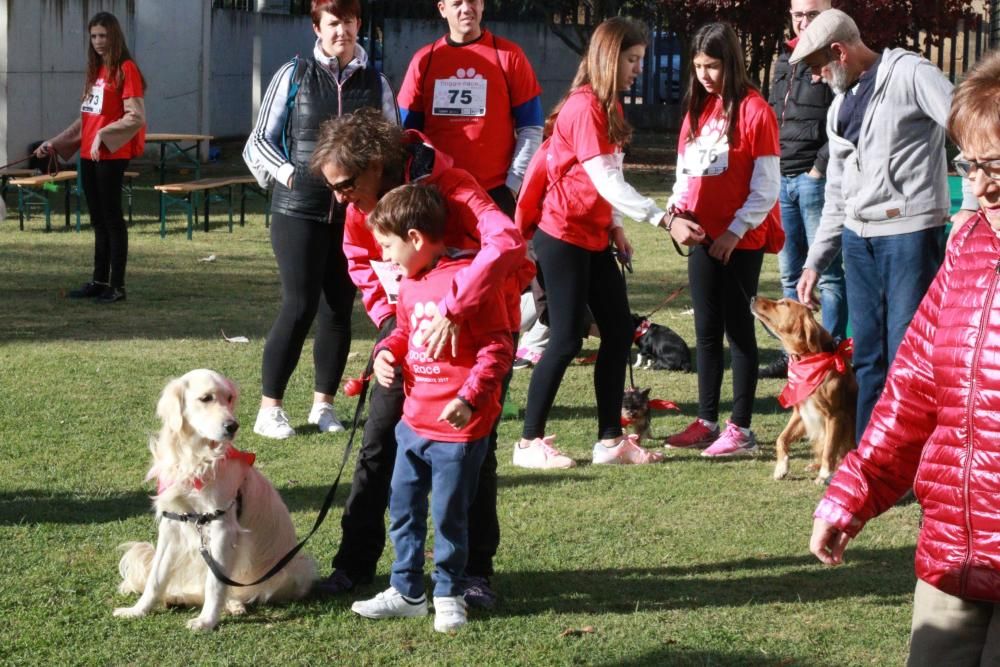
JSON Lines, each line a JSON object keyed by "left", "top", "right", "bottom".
{"left": 778, "top": 339, "right": 853, "bottom": 409}
{"left": 152, "top": 445, "right": 256, "bottom": 495}
{"left": 633, "top": 319, "right": 652, "bottom": 342}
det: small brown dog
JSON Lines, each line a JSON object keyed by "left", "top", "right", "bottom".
{"left": 750, "top": 297, "right": 856, "bottom": 484}
{"left": 621, "top": 387, "right": 653, "bottom": 442}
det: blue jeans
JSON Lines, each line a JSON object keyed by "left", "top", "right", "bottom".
{"left": 777, "top": 172, "right": 848, "bottom": 339}
{"left": 388, "top": 421, "right": 488, "bottom": 599}
{"left": 842, "top": 226, "right": 944, "bottom": 443}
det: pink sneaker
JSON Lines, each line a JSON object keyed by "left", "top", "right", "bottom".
{"left": 592, "top": 434, "right": 664, "bottom": 465}
{"left": 700, "top": 421, "right": 758, "bottom": 457}
{"left": 665, "top": 419, "right": 720, "bottom": 448}
{"left": 513, "top": 436, "right": 576, "bottom": 469}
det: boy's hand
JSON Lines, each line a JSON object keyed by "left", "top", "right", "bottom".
{"left": 438, "top": 398, "right": 471, "bottom": 429}
{"left": 373, "top": 350, "right": 397, "bottom": 388}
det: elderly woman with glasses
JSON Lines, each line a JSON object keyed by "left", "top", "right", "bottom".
{"left": 809, "top": 50, "right": 1000, "bottom": 666}
{"left": 242, "top": 0, "right": 398, "bottom": 440}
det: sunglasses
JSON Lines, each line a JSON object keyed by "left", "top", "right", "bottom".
{"left": 954, "top": 156, "right": 1000, "bottom": 182}
{"left": 326, "top": 173, "right": 359, "bottom": 194}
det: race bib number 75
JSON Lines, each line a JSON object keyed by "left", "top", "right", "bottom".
{"left": 432, "top": 77, "right": 487, "bottom": 117}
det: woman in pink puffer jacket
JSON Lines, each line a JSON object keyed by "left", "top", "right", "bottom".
{"left": 809, "top": 51, "right": 1000, "bottom": 666}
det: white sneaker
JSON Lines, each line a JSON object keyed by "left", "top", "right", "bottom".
{"left": 351, "top": 587, "right": 428, "bottom": 619}
{"left": 433, "top": 595, "right": 468, "bottom": 633}
{"left": 512, "top": 436, "right": 576, "bottom": 469}
{"left": 307, "top": 401, "right": 345, "bottom": 433}
{"left": 253, "top": 406, "right": 295, "bottom": 439}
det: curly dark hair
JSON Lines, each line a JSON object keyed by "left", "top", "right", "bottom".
{"left": 310, "top": 108, "right": 408, "bottom": 178}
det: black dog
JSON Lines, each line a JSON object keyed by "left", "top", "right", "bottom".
{"left": 632, "top": 314, "right": 692, "bottom": 372}
{"left": 621, "top": 386, "right": 653, "bottom": 442}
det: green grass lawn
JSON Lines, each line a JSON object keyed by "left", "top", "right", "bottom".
{"left": 0, "top": 155, "right": 920, "bottom": 666}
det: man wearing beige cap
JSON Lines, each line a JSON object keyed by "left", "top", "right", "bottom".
{"left": 791, "top": 9, "right": 977, "bottom": 444}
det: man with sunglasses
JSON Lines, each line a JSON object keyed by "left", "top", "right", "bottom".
{"left": 791, "top": 9, "right": 978, "bottom": 444}
{"left": 761, "top": 0, "right": 844, "bottom": 381}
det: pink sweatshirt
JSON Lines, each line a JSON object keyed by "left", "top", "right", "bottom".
{"left": 378, "top": 257, "right": 513, "bottom": 442}
{"left": 343, "top": 130, "right": 533, "bottom": 330}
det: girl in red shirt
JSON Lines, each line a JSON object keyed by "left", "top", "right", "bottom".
{"left": 663, "top": 23, "right": 781, "bottom": 456}
{"left": 514, "top": 17, "right": 702, "bottom": 469}
{"left": 37, "top": 12, "right": 146, "bottom": 304}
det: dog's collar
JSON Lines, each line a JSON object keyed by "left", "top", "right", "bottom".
{"left": 152, "top": 444, "right": 256, "bottom": 495}
{"left": 779, "top": 338, "right": 853, "bottom": 408}
{"left": 161, "top": 495, "right": 239, "bottom": 525}
{"left": 633, "top": 319, "right": 652, "bottom": 342}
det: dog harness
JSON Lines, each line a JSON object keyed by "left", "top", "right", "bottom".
{"left": 154, "top": 445, "right": 256, "bottom": 524}
{"left": 779, "top": 338, "right": 853, "bottom": 408}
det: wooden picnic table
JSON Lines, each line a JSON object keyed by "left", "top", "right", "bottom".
{"left": 9, "top": 171, "right": 79, "bottom": 231}
{"left": 146, "top": 133, "right": 214, "bottom": 183}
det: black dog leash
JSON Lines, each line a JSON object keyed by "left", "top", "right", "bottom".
{"left": 174, "top": 355, "right": 374, "bottom": 588}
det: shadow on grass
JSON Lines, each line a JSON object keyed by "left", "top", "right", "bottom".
{"left": 594, "top": 648, "right": 826, "bottom": 667}
{"left": 0, "top": 489, "right": 153, "bottom": 525}
{"left": 491, "top": 546, "right": 915, "bottom": 618}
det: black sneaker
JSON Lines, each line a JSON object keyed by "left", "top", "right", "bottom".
{"left": 312, "top": 569, "right": 371, "bottom": 598}
{"left": 758, "top": 356, "right": 788, "bottom": 379}
{"left": 68, "top": 281, "right": 107, "bottom": 299}
{"left": 462, "top": 575, "right": 497, "bottom": 609}
{"left": 95, "top": 286, "right": 127, "bottom": 304}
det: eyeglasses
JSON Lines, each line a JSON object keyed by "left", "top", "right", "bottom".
{"left": 954, "top": 156, "right": 1000, "bottom": 182}
{"left": 326, "top": 173, "right": 358, "bottom": 194}
{"left": 789, "top": 10, "right": 822, "bottom": 22}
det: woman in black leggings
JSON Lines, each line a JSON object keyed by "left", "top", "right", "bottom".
{"left": 513, "top": 18, "right": 701, "bottom": 469}
{"left": 37, "top": 11, "right": 146, "bottom": 305}
{"left": 243, "top": 0, "right": 398, "bottom": 438}
{"left": 662, "top": 23, "right": 781, "bottom": 456}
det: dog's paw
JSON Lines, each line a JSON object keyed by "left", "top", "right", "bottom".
{"left": 186, "top": 616, "right": 219, "bottom": 632}
{"left": 815, "top": 469, "right": 832, "bottom": 486}
{"left": 225, "top": 600, "right": 247, "bottom": 616}
{"left": 772, "top": 458, "right": 790, "bottom": 480}
{"left": 113, "top": 606, "right": 147, "bottom": 619}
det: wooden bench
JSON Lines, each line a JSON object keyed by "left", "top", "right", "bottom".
{"left": 1, "top": 169, "right": 37, "bottom": 207}
{"left": 154, "top": 175, "right": 270, "bottom": 239}
{"left": 9, "top": 169, "right": 140, "bottom": 232}
{"left": 9, "top": 171, "right": 79, "bottom": 232}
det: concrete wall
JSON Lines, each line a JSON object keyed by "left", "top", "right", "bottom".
{"left": 0, "top": 0, "right": 313, "bottom": 164}
{"left": 210, "top": 10, "right": 313, "bottom": 139}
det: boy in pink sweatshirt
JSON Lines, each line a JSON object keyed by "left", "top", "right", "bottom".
{"left": 350, "top": 183, "right": 513, "bottom": 633}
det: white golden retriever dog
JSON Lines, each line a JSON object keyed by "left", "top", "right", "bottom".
{"left": 114, "top": 369, "right": 316, "bottom": 631}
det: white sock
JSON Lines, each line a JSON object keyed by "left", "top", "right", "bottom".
{"left": 698, "top": 418, "right": 718, "bottom": 430}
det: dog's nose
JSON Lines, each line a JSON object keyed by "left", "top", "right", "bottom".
{"left": 224, "top": 420, "right": 239, "bottom": 436}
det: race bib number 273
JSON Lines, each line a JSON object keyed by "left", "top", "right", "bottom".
{"left": 81, "top": 84, "right": 104, "bottom": 115}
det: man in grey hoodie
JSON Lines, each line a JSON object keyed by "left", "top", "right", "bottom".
{"left": 790, "top": 9, "right": 977, "bottom": 443}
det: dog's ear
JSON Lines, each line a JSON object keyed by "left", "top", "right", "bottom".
{"left": 801, "top": 313, "right": 823, "bottom": 353}
{"left": 224, "top": 375, "right": 240, "bottom": 411}
{"left": 641, "top": 388, "right": 651, "bottom": 398}
{"left": 156, "top": 377, "right": 186, "bottom": 434}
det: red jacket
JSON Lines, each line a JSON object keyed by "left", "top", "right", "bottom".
{"left": 378, "top": 257, "right": 513, "bottom": 442}
{"left": 816, "top": 211, "right": 1000, "bottom": 602}
{"left": 343, "top": 130, "right": 533, "bottom": 330}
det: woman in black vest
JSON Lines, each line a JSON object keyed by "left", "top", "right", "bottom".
{"left": 243, "top": 0, "right": 398, "bottom": 439}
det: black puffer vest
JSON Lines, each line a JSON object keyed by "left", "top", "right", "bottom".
{"left": 769, "top": 47, "right": 834, "bottom": 177}
{"left": 270, "top": 57, "right": 382, "bottom": 223}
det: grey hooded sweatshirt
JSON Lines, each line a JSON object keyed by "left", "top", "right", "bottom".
{"left": 804, "top": 48, "right": 975, "bottom": 274}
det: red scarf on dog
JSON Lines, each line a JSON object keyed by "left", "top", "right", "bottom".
{"left": 152, "top": 445, "right": 256, "bottom": 495}
{"left": 778, "top": 339, "right": 853, "bottom": 409}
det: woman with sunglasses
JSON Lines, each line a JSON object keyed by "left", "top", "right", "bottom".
{"left": 243, "top": 0, "right": 398, "bottom": 439}
{"left": 663, "top": 22, "right": 781, "bottom": 456}
{"left": 810, "top": 51, "right": 1000, "bottom": 665}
